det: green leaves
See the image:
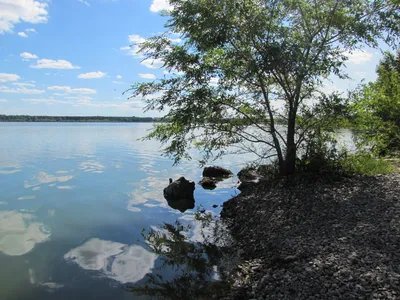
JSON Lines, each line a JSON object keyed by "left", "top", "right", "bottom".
{"left": 351, "top": 50, "right": 400, "bottom": 156}
{"left": 128, "top": 0, "right": 400, "bottom": 174}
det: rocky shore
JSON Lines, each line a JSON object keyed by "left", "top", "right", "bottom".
{"left": 220, "top": 173, "right": 400, "bottom": 299}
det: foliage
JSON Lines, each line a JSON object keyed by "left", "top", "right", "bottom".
{"left": 128, "top": 0, "right": 400, "bottom": 175}
{"left": 341, "top": 153, "right": 393, "bottom": 175}
{"left": 350, "top": 50, "right": 400, "bottom": 156}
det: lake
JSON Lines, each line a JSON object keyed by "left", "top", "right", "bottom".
{"left": 0, "top": 123, "right": 356, "bottom": 300}
{"left": 0, "top": 123, "right": 253, "bottom": 300}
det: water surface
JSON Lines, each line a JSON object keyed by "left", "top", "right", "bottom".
{"left": 0, "top": 123, "right": 244, "bottom": 300}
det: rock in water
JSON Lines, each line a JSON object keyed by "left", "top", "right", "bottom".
{"left": 202, "top": 166, "right": 233, "bottom": 178}
{"left": 199, "top": 177, "right": 218, "bottom": 190}
{"left": 163, "top": 177, "right": 195, "bottom": 212}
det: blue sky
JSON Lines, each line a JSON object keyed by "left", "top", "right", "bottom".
{"left": 0, "top": 0, "right": 391, "bottom": 116}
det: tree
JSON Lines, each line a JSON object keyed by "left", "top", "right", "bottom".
{"left": 351, "top": 50, "right": 400, "bottom": 156}
{"left": 128, "top": 0, "right": 400, "bottom": 175}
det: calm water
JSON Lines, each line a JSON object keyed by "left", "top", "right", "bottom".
{"left": 0, "top": 123, "right": 249, "bottom": 300}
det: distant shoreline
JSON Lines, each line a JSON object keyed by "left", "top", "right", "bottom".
{"left": 0, "top": 115, "right": 161, "bottom": 123}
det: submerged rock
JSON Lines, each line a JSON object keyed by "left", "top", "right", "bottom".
{"left": 164, "top": 177, "right": 195, "bottom": 212}
{"left": 203, "top": 166, "right": 233, "bottom": 178}
{"left": 199, "top": 177, "right": 218, "bottom": 190}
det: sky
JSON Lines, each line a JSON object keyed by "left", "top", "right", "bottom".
{"left": 0, "top": 0, "right": 392, "bottom": 117}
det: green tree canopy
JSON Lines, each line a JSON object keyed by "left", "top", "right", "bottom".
{"left": 128, "top": 0, "right": 400, "bottom": 175}
{"left": 351, "top": 50, "right": 400, "bottom": 156}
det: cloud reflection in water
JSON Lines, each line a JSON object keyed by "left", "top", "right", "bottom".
{"left": 0, "top": 211, "right": 51, "bottom": 256}
{"left": 64, "top": 238, "right": 157, "bottom": 284}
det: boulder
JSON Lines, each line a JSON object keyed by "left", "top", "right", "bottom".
{"left": 163, "top": 177, "right": 195, "bottom": 212}
{"left": 237, "top": 168, "right": 260, "bottom": 182}
{"left": 237, "top": 168, "right": 263, "bottom": 191}
{"left": 198, "top": 177, "right": 218, "bottom": 190}
{"left": 202, "top": 166, "right": 233, "bottom": 178}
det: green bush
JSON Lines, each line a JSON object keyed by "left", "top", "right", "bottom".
{"left": 341, "top": 153, "right": 393, "bottom": 175}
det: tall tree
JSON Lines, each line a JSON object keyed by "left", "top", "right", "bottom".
{"left": 128, "top": 0, "right": 400, "bottom": 175}
{"left": 351, "top": 50, "right": 400, "bottom": 156}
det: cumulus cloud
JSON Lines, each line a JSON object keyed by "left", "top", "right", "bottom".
{"left": 150, "top": 0, "right": 172, "bottom": 12}
{"left": 0, "top": 73, "right": 20, "bottom": 82}
{"left": 20, "top": 52, "right": 38, "bottom": 60}
{"left": 141, "top": 58, "right": 164, "bottom": 69}
{"left": 48, "top": 86, "right": 96, "bottom": 94}
{"left": 139, "top": 73, "right": 156, "bottom": 79}
{"left": 25, "top": 28, "right": 37, "bottom": 33}
{"left": 116, "top": 75, "right": 122, "bottom": 79}
{"left": 18, "top": 31, "right": 28, "bottom": 38}
{"left": 0, "top": 85, "right": 44, "bottom": 94}
{"left": 344, "top": 50, "right": 373, "bottom": 65}
{"left": 0, "top": 0, "right": 49, "bottom": 34}
{"left": 121, "top": 34, "right": 146, "bottom": 57}
{"left": 30, "top": 59, "right": 80, "bottom": 69}
{"left": 78, "top": 71, "right": 106, "bottom": 79}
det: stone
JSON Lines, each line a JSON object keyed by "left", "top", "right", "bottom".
{"left": 199, "top": 177, "right": 218, "bottom": 190}
{"left": 202, "top": 166, "right": 233, "bottom": 178}
{"left": 163, "top": 177, "right": 195, "bottom": 212}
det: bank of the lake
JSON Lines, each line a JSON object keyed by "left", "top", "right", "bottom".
{"left": 220, "top": 172, "right": 400, "bottom": 300}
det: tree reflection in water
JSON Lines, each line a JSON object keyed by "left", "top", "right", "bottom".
{"left": 128, "top": 212, "right": 232, "bottom": 299}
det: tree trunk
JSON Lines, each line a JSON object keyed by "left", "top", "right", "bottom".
{"left": 283, "top": 111, "right": 297, "bottom": 176}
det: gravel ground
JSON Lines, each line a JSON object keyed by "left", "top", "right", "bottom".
{"left": 220, "top": 173, "right": 400, "bottom": 299}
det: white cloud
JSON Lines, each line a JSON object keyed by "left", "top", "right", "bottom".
{"left": 112, "top": 81, "right": 126, "bottom": 84}
{"left": 0, "top": 85, "right": 45, "bottom": 94}
{"left": 20, "top": 52, "right": 38, "bottom": 60}
{"left": 13, "top": 82, "right": 36, "bottom": 87}
{"left": 121, "top": 34, "right": 146, "bottom": 57}
{"left": 150, "top": 0, "right": 172, "bottom": 12}
{"left": 344, "top": 50, "right": 373, "bottom": 65}
{"left": 18, "top": 32, "right": 28, "bottom": 38}
{"left": 48, "top": 86, "right": 96, "bottom": 94}
{"left": 0, "top": 99, "right": 7, "bottom": 102}
{"left": 0, "top": 73, "right": 20, "bottom": 82}
{"left": 78, "top": 71, "right": 106, "bottom": 79}
{"left": 141, "top": 58, "right": 164, "bottom": 69}
{"left": 0, "top": 0, "right": 48, "bottom": 34}
{"left": 25, "top": 28, "right": 37, "bottom": 33}
{"left": 22, "top": 98, "right": 70, "bottom": 105}
{"left": 321, "top": 82, "right": 344, "bottom": 95}
{"left": 116, "top": 75, "right": 122, "bottom": 79}
{"left": 139, "top": 73, "right": 156, "bottom": 79}
{"left": 31, "top": 59, "right": 80, "bottom": 69}
{"left": 78, "top": 0, "right": 90, "bottom": 6}
{"left": 169, "top": 37, "right": 182, "bottom": 43}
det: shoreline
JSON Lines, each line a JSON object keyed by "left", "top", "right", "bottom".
{"left": 219, "top": 172, "right": 400, "bottom": 299}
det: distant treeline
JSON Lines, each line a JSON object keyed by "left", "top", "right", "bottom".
{"left": 0, "top": 115, "right": 161, "bottom": 123}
